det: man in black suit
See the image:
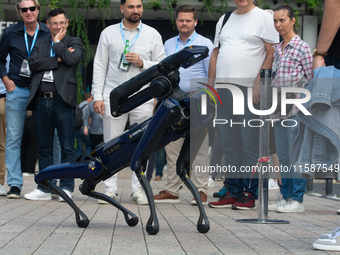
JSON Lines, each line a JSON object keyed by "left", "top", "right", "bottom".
{"left": 24, "top": 8, "right": 83, "bottom": 201}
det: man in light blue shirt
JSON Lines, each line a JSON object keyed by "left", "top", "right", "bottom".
{"left": 153, "top": 5, "right": 213, "bottom": 205}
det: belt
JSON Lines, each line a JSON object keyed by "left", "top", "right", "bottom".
{"left": 0, "top": 94, "right": 5, "bottom": 98}
{"left": 39, "top": 92, "right": 58, "bottom": 99}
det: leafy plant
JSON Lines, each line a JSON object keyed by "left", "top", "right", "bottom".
{"left": 263, "top": 3, "right": 271, "bottom": 10}
{"left": 296, "top": 0, "right": 304, "bottom": 7}
{"left": 164, "top": 0, "right": 176, "bottom": 27}
{"left": 199, "top": 0, "right": 228, "bottom": 24}
{"left": 146, "top": 0, "right": 162, "bottom": 11}
{"left": 170, "top": 0, "right": 178, "bottom": 8}
{"left": 292, "top": 7, "right": 300, "bottom": 31}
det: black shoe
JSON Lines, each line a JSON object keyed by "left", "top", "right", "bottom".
{"left": 213, "top": 187, "right": 228, "bottom": 198}
{"left": 231, "top": 192, "right": 255, "bottom": 210}
{"left": 7, "top": 186, "right": 21, "bottom": 199}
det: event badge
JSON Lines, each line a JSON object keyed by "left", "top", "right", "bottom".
{"left": 19, "top": 59, "right": 32, "bottom": 78}
{"left": 22, "top": 22, "right": 39, "bottom": 78}
{"left": 42, "top": 70, "right": 54, "bottom": 82}
{"left": 118, "top": 53, "right": 130, "bottom": 72}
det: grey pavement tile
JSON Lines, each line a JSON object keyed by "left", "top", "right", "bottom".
{"left": 2, "top": 170, "right": 340, "bottom": 254}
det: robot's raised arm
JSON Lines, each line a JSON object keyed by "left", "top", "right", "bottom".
{"left": 110, "top": 46, "right": 209, "bottom": 117}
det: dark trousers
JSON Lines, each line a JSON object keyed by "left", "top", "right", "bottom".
{"left": 217, "top": 87, "right": 259, "bottom": 199}
{"left": 89, "top": 133, "right": 104, "bottom": 151}
{"left": 34, "top": 97, "right": 76, "bottom": 192}
{"left": 21, "top": 116, "right": 38, "bottom": 173}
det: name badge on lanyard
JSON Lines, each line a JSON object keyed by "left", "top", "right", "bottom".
{"left": 42, "top": 41, "right": 55, "bottom": 83}
{"left": 20, "top": 22, "right": 39, "bottom": 78}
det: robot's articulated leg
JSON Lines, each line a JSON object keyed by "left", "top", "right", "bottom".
{"left": 40, "top": 180, "right": 89, "bottom": 228}
{"left": 79, "top": 179, "right": 139, "bottom": 227}
{"left": 135, "top": 158, "right": 159, "bottom": 235}
{"left": 176, "top": 135, "right": 210, "bottom": 233}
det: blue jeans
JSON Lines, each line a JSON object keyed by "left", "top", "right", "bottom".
{"left": 274, "top": 117, "right": 306, "bottom": 202}
{"left": 217, "top": 87, "right": 259, "bottom": 199}
{"left": 6, "top": 86, "right": 30, "bottom": 189}
{"left": 53, "top": 129, "right": 61, "bottom": 165}
{"left": 325, "top": 54, "right": 340, "bottom": 69}
{"left": 34, "top": 97, "right": 76, "bottom": 192}
{"left": 74, "top": 128, "right": 91, "bottom": 158}
{"left": 155, "top": 148, "right": 166, "bottom": 177}
{"left": 146, "top": 148, "right": 166, "bottom": 181}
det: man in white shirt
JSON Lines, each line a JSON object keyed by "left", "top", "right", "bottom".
{"left": 92, "top": 0, "right": 166, "bottom": 205}
{"left": 153, "top": 5, "right": 213, "bottom": 205}
{"left": 208, "top": 0, "right": 279, "bottom": 209}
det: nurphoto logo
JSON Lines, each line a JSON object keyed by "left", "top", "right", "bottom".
{"left": 198, "top": 84, "right": 312, "bottom": 128}
{"left": 197, "top": 82, "right": 222, "bottom": 115}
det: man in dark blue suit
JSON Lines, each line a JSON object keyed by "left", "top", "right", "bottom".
{"left": 24, "top": 8, "right": 83, "bottom": 201}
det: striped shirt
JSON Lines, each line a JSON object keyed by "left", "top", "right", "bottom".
{"left": 271, "top": 35, "right": 313, "bottom": 119}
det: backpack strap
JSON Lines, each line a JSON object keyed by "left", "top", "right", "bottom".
{"left": 219, "top": 11, "right": 233, "bottom": 48}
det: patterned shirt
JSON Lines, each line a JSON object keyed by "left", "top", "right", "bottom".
{"left": 271, "top": 35, "right": 313, "bottom": 119}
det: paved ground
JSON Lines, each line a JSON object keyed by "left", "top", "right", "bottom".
{"left": 1, "top": 169, "right": 340, "bottom": 255}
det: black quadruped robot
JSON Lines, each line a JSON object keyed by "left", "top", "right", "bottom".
{"left": 34, "top": 46, "right": 214, "bottom": 235}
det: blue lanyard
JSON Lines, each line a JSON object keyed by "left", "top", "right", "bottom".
{"left": 24, "top": 22, "right": 39, "bottom": 58}
{"left": 120, "top": 20, "right": 143, "bottom": 49}
{"left": 50, "top": 40, "right": 55, "bottom": 57}
{"left": 175, "top": 32, "right": 197, "bottom": 53}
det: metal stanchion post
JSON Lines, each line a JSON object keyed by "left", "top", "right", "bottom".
{"left": 325, "top": 170, "right": 334, "bottom": 195}
{"left": 306, "top": 178, "right": 313, "bottom": 192}
{"left": 237, "top": 69, "right": 289, "bottom": 224}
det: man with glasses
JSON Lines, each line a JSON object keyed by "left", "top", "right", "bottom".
{"left": 24, "top": 8, "right": 83, "bottom": 201}
{"left": 0, "top": 0, "right": 50, "bottom": 198}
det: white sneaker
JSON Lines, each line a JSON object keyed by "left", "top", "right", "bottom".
{"left": 268, "top": 198, "right": 287, "bottom": 211}
{"left": 130, "top": 187, "right": 148, "bottom": 205}
{"left": 208, "top": 176, "right": 215, "bottom": 187}
{"left": 313, "top": 227, "right": 340, "bottom": 251}
{"left": 0, "top": 184, "right": 6, "bottom": 196}
{"left": 318, "top": 227, "right": 340, "bottom": 239}
{"left": 268, "top": 179, "right": 279, "bottom": 190}
{"left": 59, "top": 189, "right": 72, "bottom": 202}
{"left": 98, "top": 190, "right": 116, "bottom": 204}
{"left": 24, "top": 189, "right": 52, "bottom": 201}
{"left": 277, "top": 200, "right": 305, "bottom": 213}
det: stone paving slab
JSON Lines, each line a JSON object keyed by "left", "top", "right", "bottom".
{"left": 1, "top": 169, "right": 340, "bottom": 254}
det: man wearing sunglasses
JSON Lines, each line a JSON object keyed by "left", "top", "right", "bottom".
{"left": 0, "top": 0, "right": 50, "bottom": 199}
{"left": 24, "top": 8, "right": 83, "bottom": 201}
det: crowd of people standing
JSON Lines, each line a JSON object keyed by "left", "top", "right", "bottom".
{"left": 0, "top": 0, "right": 339, "bottom": 251}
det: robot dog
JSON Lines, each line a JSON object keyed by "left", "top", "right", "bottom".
{"left": 34, "top": 46, "right": 214, "bottom": 235}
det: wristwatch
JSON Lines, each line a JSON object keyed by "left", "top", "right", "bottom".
{"left": 55, "top": 40, "right": 61, "bottom": 44}
{"left": 312, "top": 48, "right": 327, "bottom": 57}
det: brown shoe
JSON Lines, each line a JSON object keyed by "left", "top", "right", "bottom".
{"left": 154, "top": 176, "right": 162, "bottom": 181}
{"left": 154, "top": 190, "right": 180, "bottom": 203}
{"left": 191, "top": 191, "right": 208, "bottom": 206}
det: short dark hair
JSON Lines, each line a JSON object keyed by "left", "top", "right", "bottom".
{"left": 83, "top": 92, "right": 92, "bottom": 100}
{"left": 121, "top": 0, "right": 142, "bottom": 4}
{"left": 48, "top": 8, "right": 67, "bottom": 20}
{"left": 176, "top": 5, "right": 197, "bottom": 20}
